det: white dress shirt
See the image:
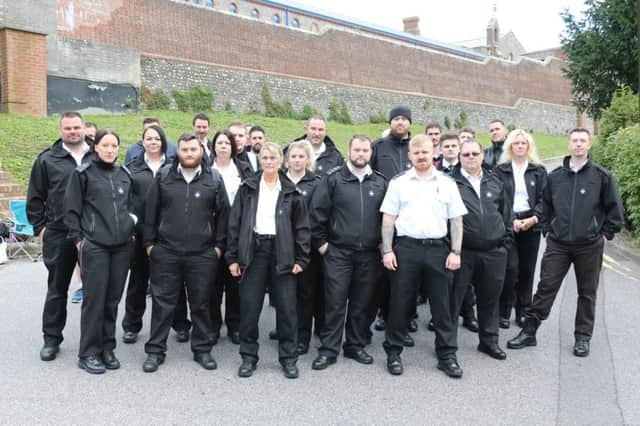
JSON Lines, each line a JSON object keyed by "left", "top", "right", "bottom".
{"left": 213, "top": 160, "right": 241, "bottom": 205}
{"left": 512, "top": 161, "right": 531, "bottom": 213}
{"left": 254, "top": 176, "right": 281, "bottom": 235}
{"left": 177, "top": 164, "right": 202, "bottom": 184}
{"left": 460, "top": 168, "right": 482, "bottom": 197}
{"left": 62, "top": 141, "right": 91, "bottom": 166}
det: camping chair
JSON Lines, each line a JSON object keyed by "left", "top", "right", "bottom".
{"left": 8, "top": 200, "right": 38, "bottom": 262}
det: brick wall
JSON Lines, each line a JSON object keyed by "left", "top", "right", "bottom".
{"left": 57, "top": 0, "right": 573, "bottom": 109}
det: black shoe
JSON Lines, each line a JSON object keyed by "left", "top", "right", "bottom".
{"left": 437, "top": 359, "right": 463, "bottom": 378}
{"left": 515, "top": 315, "right": 526, "bottom": 328}
{"left": 408, "top": 319, "right": 418, "bottom": 333}
{"left": 122, "top": 331, "right": 138, "bottom": 344}
{"left": 311, "top": 355, "right": 336, "bottom": 370}
{"left": 374, "top": 318, "right": 386, "bottom": 331}
{"left": 142, "top": 353, "right": 165, "bottom": 373}
{"left": 462, "top": 317, "right": 479, "bottom": 333}
{"left": 194, "top": 352, "right": 217, "bottom": 370}
{"left": 78, "top": 355, "right": 106, "bottom": 374}
{"left": 210, "top": 332, "right": 219, "bottom": 346}
{"left": 40, "top": 344, "right": 60, "bottom": 362}
{"left": 269, "top": 329, "right": 279, "bottom": 340}
{"left": 343, "top": 348, "right": 373, "bottom": 365}
{"left": 102, "top": 351, "right": 121, "bottom": 370}
{"left": 229, "top": 331, "right": 240, "bottom": 345}
{"left": 175, "top": 329, "right": 190, "bottom": 343}
{"left": 238, "top": 359, "right": 257, "bottom": 378}
{"left": 427, "top": 319, "right": 435, "bottom": 331}
{"left": 499, "top": 317, "right": 511, "bottom": 329}
{"left": 507, "top": 318, "right": 540, "bottom": 349}
{"left": 386, "top": 355, "right": 403, "bottom": 375}
{"left": 282, "top": 361, "right": 299, "bottom": 379}
{"left": 573, "top": 339, "right": 590, "bottom": 357}
{"left": 403, "top": 334, "right": 415, "bottom": 347}
{"left": 297, "top": 342, "right": 309, "bottom": 355}
{"left": 478, "top": 342, "right": 507, "bottom": 360}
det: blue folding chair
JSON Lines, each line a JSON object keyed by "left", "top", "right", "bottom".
{"left": 8, "top": 199, "right": 38, "bottom": 262}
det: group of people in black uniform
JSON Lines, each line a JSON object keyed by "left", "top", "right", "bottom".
{"left": 27, "top": 106, "right": 623, "bottom": 379}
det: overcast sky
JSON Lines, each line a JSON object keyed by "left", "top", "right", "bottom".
{"left": 289, "top": 0, "right": 587, "bottom": 52}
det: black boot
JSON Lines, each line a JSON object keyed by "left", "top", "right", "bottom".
{"left": 507, "top": 317, "right": 540, "bottom": 349}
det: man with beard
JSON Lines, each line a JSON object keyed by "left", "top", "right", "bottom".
{"left": 244, "top": 126, "right": 265, "bottom": 173}
{"left": 310, "top": 135, "right": 387, "bottom": 370}
{"left": 426, "top": 123, "right": 442, "bottom": 169}
{"left": 27, "top": 111, "right": 94, "bottom": 361}
{"left": 381, "top": 134, "right": 467, "bottom": 378}
{"left": 285, "top": 115, "right": 344, "bottom": 175}
{"left": 193, "top": 113, "right": 213, "bottom": 165}
{"left": 142, "top": 133, "right": 229, "bottom": 372}
{"left": 484, "top": 120, "right": 508, "bottom": 170}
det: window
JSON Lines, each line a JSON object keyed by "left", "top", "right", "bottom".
{"left": 251, "top": 8, "right": 259, "bottom": 18}
{"left": 272, "top": 13, "right": 280, "bottom": 24}
{"left": 229, "top": 3, "right": 238, "bottom": 13}
{"left": 291, "top": 18, "right": 300, "bottom": 28}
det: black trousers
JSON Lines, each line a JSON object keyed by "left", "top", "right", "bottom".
{"left": 210, "top": 256, "right": 240, "bottom": 336}
{"left": 297, "top": 252, "right": 324, "bottom": 345}
{"left": 145, "top": 245, "right": 217, "bottom": 355}
{"left": 453, "top": 246, "right": 507, "bottom": 347}
{"left": 499, "top": 229, "right": 541, "bottom": 319}
{"left": 78, "top": 239, "right": 132, "bottom": 357}
{"left": 526, "top": 237, "right": 604, "bottom": 340}
{"left": 41, "top": 228, "right": 78, "bottom": 345}
{"left": 319, "top": 246, "right": 380, "bottom": 356}
{"left": 383, "top": 238, "right": 456, "bottom": 360}
{"left": 239, "top": 238, "right": 297, "bottom": 364}
{"left": 122, "top": 234, "right": 191, "bottom": 334}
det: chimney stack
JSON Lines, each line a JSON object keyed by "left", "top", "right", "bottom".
{"left": 403, "top": 16, "right": 420, "bottom": 36}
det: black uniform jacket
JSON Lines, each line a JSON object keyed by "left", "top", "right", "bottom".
{"left": 494, "top": 161, "right": 548, "bottom": 231}
{"left": 370, "top": 132, "right": 412, "bottom": 180}
{"left": 286, "top": 135, "right": 345, "bottom": 175}
{"left": 310, "top": 165, "right": 387, "bottom": 251}
{"left": 64, "top": 158, "right": 135, "bottom": 247}
{"left": 27, "top": 139, "right": 94, "bottom": 236}
{"left": 538, "top": 156, "right": 623, "bottom": 243}
{"left": 225, "top": 171, "right": 311, "bottom": 274}
{"left": 483, "top": 141, "right": 505, "bottom": 170}
{"left": 143, "top": 163, "right": 229, "bottom": 255}
{"left": 451, "top": 167, "right": 514, "bottom": 250}
{"left": 126, "top": 155, "right": 170, "bottom": 233}
{"left": 292, "top": 170, "right": 322, "bottom": 209}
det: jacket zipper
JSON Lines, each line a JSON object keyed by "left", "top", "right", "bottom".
{"left": 109, "top": 175, "right": 120, "bottom": 237}
{"left": 359, "top": 180, "right": 364, "bottom": 249}
{"left": 569, "top": 172, "right": 577, "bottom": 240}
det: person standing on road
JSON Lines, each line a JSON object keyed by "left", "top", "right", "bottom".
{"left": 494, "top": 130, "right": 547, "bottom": 329}
{"left": 27, "top": 111, "right": 93, "bottom": 362}
{"left": 380, "top": 134, "right": 467, "bottom": 378}
{"left": 226, "top": 143, "right": 310, "bottom": 379}
{"left": 142, "top": 133, "right": 229, "bottom": 373}
{"left": 450, "top": 139, "right": 513, "bottom": 363}
{"left": 310, "top": 135, "right": 387, "bottom": 370}
{"left": 508, "top": 128, "right": 623, "bottom": 357}
{"left": 64, "top": 129, "right": 136, "bottom": 374}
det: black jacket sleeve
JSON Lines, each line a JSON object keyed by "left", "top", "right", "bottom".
{"left": 309, "top": 175, "right": 332, "bottom": 250}
{"left": 63, "top": 169, "right": 86, "bottom": 244}
{"left": 213, "top": 178, "right": 230, "bottom": 251}
{"left": 533, "top": 166, "right": 548, "bottom": 223}
{"left": 500, "top": 180, "right": 514, "bottom": 246}
{"left": 601, "top": 172, "right": 624, "bottom": 240}
{"left": 26, "top": 157, "right": 48, "bottom": 236}
{"left": 225, "top": 185, "right": 244, "bottom": 265}
{"left": 292, "top": 192, "right": 311, "bottom": 269}
{"left": 142, "top": 174, "right": 161, "bottom": 247}
{"left": 538, "top": 176, "right": 554, "bottom": 236}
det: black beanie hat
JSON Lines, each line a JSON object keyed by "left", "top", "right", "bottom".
{"left": 389, "top": 106, "right": 412, "bottom": 123}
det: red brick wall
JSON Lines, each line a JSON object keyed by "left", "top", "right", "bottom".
{"left": 57, "top": 0, "right": 573, "bottom": 108}
{"left": 0, "top": 29, "right": 48, "bottom": 116}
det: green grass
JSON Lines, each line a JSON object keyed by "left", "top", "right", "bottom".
{"left": 0, "top": 110, "right": 568, "bottom": 187}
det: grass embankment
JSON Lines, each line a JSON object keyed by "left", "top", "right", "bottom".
{"left": 0, "top": 110, "right": 568, "bottom": 187}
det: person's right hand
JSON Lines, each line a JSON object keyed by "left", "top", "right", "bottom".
{"left": 229, "top": 262, "right": 242, "bottom": 277}
{"left": 146, "top": 245, "right": 153, "bottom": 256}
{"left": 38, "top": 227, "right": 46, "bottom": 244}
{"left": 383, "top": 251, "right": 397, "bottom": 271}
{"left": 318, "top": 243, "right": 328, "bottom": 256}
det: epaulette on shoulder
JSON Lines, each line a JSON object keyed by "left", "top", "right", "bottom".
{"left": 326, "top": 165, "right": 342, "bottom": 176}
{"left": 592, "top": 162, "right": 612, "bottom": 177}
{"left": 122, "top": 165, "right": 132, "bottom": 175}
{"left": 76, "top": 162, "right": 91, "bottom": 173}
{"left": 390, "top": 169, "right": 410, "bottom": 181}
{"left": 373, "top": 170, "right": 387, "bottom": 180}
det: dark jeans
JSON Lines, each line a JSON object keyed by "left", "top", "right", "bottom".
{"left": 41, "top": 228, "right": 77, "bottom": 345}
{"left": 78, "top": 239, "right": 132, "bottom": 357}
{"left": 499, "top": 229, "right": 541, "bottom": 319}
{"left": 319, "top": 246, "right": 380, "bottom": 356}
{"left": 145, "top": 245, "right": 217, "bottom": 355}
{"left": 453, "top": 246, "right": 507, "bottom": 347}
{"left": 239, "top": 238, "right": 297, "bottom": 364}
{"left": 122, "top": 235, "right": 191, "bottom": 334}
{"left": 526, "top": 237, "right": 604, "bottom": 340}
{"left": 383, "top": 237, "right": 456, "bottom": 360}
{"left": 297, "top": 252, "right": 324, "bottom": 345}
{"left": 210, "top": 256, "right": 240, "bottom": 335}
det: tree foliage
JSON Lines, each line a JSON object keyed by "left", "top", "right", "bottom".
{"left": 560, "top": 0, "right": 638, "bottom": 119}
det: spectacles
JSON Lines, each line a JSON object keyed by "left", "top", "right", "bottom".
{"left": 460, "top": 152, "right": 482, "bottom": 157}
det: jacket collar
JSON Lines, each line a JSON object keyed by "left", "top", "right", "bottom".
{"left": 562, "top": 155, "right": 592, "bottom": 173}
{"left": 50, "top": 139, "right": 92, "bottom": 158}
{"left": 245, "top": 170, "right": 297, "bottom": 194}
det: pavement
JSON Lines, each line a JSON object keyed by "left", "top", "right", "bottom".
{"left": 1, "top": 237, "right": 639, "bottom": 425}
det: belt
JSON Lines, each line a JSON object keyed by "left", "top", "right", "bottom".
{"left": 514, "top": 210, "right": 534, "bottom": 220}
{"left": 255, "top": 233, "right": 276, "bottom": 241}
{"left": 397, "top": 236, "right": 447, "bottom": 246}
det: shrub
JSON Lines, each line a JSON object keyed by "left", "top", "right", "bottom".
{"left": 224, "top": 102, "right": 233, "bottom": 112}
{"left": 339, "top": 102, "right": 352, "bottom": 125}
{"left": 453, "top": 111, "right": 468, "bottom": 130}
{"left": 172, "top": 85, "right": 213, "bottom": 112}
{"left": 328, "top": 99, "right": 352, "bottom": 124}
{"left": 507, "top": 123, "right": 516, "bottom": 132}
{"left": 443, "top": 116, "right": 451, "bottom": 130}
{"left": 369, "top": 111, "right": 387, "bottom": 124}
{"left": 598, "top": 86, "right": 639, "bottom": 143}
{"left": 141, "top": 87, "right": 171, "bottom": 110}
{"left": 300, "top": 105, "right": 319, "bottom": 120}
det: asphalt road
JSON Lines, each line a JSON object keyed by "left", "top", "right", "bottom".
{"left": 1, "top": 239, "right": 639, "bottom": 425}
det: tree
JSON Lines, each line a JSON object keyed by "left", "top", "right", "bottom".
{"left": 560, "top": 0, "right": 638, "bottom": 119}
